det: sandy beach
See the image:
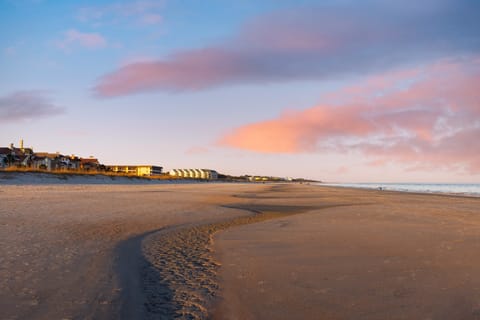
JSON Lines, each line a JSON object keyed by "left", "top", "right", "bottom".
{"left": 1, "top": 177, "right": 480, "bottom": 319}
{"left": 0, "top": 180, "right": 257, "bottom": 319}
{"left": 213, "top": 185, "right": 480, "bottom": 320}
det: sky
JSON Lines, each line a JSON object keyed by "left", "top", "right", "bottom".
{"left": 1, "top": 0, "right": 479, "bottom": 183}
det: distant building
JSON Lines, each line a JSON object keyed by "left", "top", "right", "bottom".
{"left": 168, "top": 169, "right": 218, "bottom": 180}
{"left": 32, "top": 153, "right": 61, "bottom": 170}
{"left": 107, "top": 165, "right": 163, "bottom": 176}
{"left": 0, "top": 140, "right": 107, "bottom": 172}
{"left": 31, "top": 153, "right": 81, "bottom": 171}
{"left": 80, "top": 158, "right": 100, "bottom": 171}
{"left": 60, "top": 155, "right": 81, "bottom": 170}
{"left": 0, "top": 147, "right": 11, "bottom": 168}
{"left": 0, "top": 140, "right": 34, "bottom": 168}
{"left": 1, "top": 140, "right": 169, "bottom": 178}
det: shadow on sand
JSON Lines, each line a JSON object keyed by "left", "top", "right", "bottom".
{"left": 114, "top": 227, "right": 180, "bottom": 320}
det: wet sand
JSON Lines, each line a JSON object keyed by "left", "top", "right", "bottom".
{"left": 1, "top": 182, "right": 480, "bottom": 319}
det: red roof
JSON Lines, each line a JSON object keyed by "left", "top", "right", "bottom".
{"left": 34, "top": 152, "right": 61, "bottom": 159}
{"left": 80, "top": 158, "right": 99, "bottom": 164}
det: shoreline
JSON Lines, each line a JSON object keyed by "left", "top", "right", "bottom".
{"left": 317, "top": 182, "right": 480, "bottom": 198}
{"left": 2, "top": 170, "right": 477, "bottom": 199}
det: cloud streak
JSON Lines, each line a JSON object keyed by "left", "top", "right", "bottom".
{"left": 219, "top": 56, "right": 480, "bottom": 174}
{"left": 0, "top": 91, "right": 64, "bottom": 123}
{"left": 94, "top": 0, "right": 480, "bottom": 96}
{"left": 57, "top": 29, "right": 107, "bottom": 50}
{"left": 57, "top": 29, "right": 107, "bottom": 51}
{"left": 77, "top": 0, "right": 163, "bottom": 26}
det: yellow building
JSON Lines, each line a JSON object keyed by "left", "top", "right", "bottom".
{"left": 107, "top": 165, "right": 163, "bottom": 176}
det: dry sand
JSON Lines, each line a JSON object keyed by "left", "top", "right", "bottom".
{"left": 1, "top": 179, "right": 480, "bottom": 319}
{"left": 0, "top": 182, "right": 262, "bottom": 319}
{"left": 213, "top": 185, "right": 480, "bottom": 320}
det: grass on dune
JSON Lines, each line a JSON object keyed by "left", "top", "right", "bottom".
{"left": 0, "top": 167, "right": 183, "bottom": 180}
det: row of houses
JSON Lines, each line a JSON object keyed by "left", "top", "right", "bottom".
{"left": 0, "top": 141, "right": 100, "bottom": 171}
{"left": 246, "top": 175, "right": 293, "bottom": 182}
{"left": 1, "top": 140, "right": 219, "bottom": 180}
{"left": 168, "top": 169, "right": 218, "bottom": 180}
{"left": 0, "top": 142, "right": 164, "bottom": 176}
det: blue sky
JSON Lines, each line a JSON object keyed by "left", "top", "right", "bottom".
{"left": 1, "top": 0, "right": 479, "bottom": 182}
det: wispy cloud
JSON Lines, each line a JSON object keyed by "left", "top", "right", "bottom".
{"left": 3, "top": 40, "right": 26, "bottom": 57}
{"left": 140, "top": 13, "right": 162, "bottom": 25}
{"left": 4, "top": 46, "right": 16, "bottom": 56}
{"left": 56, "top": 29, "right": 107, "bottom": 51}
{"left": 0, "top": 91, "right": 65, "bottom": 123}
{"left": 94, "top": 0, "right": 480, "bottom": 96}
{"left": 219, "top": 56, "right": 480, "bottom": 174}
{"left": 185, "top": 146, "right": 210, "bottom": 155}
{"left": 76, "top": 0, "right": 164, "bottom": 26}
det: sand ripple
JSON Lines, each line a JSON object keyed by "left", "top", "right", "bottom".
{"left": 137, "top": 204, "right": 329, "bottom": 319}
{"left": 142, "top": 215, "right": 278, "bottom": 319}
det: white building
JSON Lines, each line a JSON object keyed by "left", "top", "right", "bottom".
{"left": 169, "top": 169, "right": 218, "bottom": 180}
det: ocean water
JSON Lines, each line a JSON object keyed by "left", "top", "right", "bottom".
{"left": 320, "top": 183, "right": 480, "bottom": 197}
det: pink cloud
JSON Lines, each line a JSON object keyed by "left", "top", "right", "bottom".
{"left": 57, "top": 29, "right": 107, "bottom": 51}
{"left": 141, "top": 13, "right": 162, "bottom": 25}
{"left": 219, "top": 56, "right": 480, "bottom": 173}
{"left": 95, "top": 48, "right": 244, "bottom": 95}
{"left": 335, "top": 166, "right": 349, "bottom": 175}
{"left": 94, "top": 1, "right": 480, "bottom": 96}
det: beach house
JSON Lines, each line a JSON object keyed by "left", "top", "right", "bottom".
{"left": 32, "top": 153, "right": 61, "bottom": 170}
{"left": 168, "top": 169, "right": 218, "bottom": 180}
{"left": 0, "top": 140, "right": 34, "bottom": 167}
{"left": 106, "top": 165, "right": 163, "bottom": 176}
{"left": 80, "top": 157, "right": 100, "bottom": 171}
{"left": 0, "top": 147, "right": 10, "bottom": 168}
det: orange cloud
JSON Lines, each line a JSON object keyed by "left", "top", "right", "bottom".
{"left": 219, "top": 56, "right": 480, "bottom": 173}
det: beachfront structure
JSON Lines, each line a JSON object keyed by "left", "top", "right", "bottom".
{"left": 32, "top": 153, "right": 61, "bottom": 170}
{"left": 168, "top": 169, "right": 218, "bottom": 180}
{"left": 0, "top": 140, "right": 103, "bottom": 172}
{"left": 107, "top": 165, "right": 163, "bottom": 176}
{"left": 0, "top": 140, "right": 35, "bottom": 168}
{"left": 1, "top": 140, "right": 166, "bottom": 177}
{"left": 0, "top": 148, "right": 10, "bottom": 168}
{"left": 80, "top": 158, "right": 100, "bottom": 171}
{"left": 32, "top": 154, "right": 89, "bottom": 171}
